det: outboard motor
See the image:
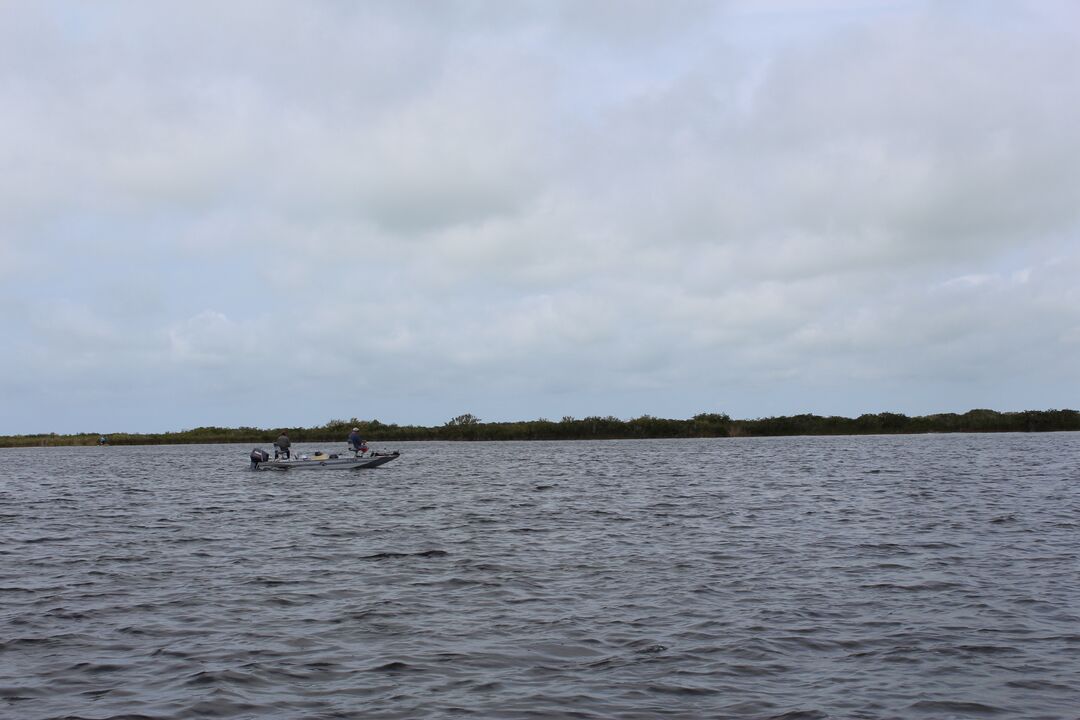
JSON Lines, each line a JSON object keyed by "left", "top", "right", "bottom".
{"left": 250, "top": 448, "right": 270, "bottom": 469}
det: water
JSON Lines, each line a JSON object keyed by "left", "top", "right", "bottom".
{"left": 2, "top": 434, "right": 1079, "bottom": 719}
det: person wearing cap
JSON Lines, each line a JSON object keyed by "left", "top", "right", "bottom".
{"left": 347, "top": 427, "right": 366, "bottom": 454}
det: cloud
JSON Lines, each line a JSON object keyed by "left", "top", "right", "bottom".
{"left": 1, "top": 1, "right": 1078, "bottom": 433}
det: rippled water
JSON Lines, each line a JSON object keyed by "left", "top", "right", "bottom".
{"left": 2, "top": 434, "right": 1079, "bottom": 719}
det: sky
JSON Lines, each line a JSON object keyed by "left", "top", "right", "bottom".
{"left": 2, "top": 0, "right": 1079, "bottom": 435}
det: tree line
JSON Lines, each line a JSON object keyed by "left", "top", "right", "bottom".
{"left": 2, "top": 408, "right": 1078, "bottom": 447}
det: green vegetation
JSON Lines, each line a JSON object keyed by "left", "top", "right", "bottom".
{"left": 2, "top": 408, "right": 1079, "bottom": 447}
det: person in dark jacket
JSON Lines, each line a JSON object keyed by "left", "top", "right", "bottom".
{"left": 274, "top": 431, "right": 291, "bottom": 459}
{"left": 348, "top": 427, "right": 366, "bottom": 455}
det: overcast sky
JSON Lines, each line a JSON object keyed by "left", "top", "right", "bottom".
{"left": 2, "top": 1, "right": 1078, "bottom": 434}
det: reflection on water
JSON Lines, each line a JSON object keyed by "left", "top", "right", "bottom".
{"left": 2, "top": 434, "right": 1079, "bottom": 718}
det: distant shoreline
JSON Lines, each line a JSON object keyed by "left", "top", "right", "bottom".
{"left": 2, "top": 409, "right": 1078, "bottom": 447}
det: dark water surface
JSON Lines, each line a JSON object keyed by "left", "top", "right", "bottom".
{"left": 2, "top": 434, "right": 1079, "bottom": 719}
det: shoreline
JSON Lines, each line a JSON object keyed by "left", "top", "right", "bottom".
{"left": 3, "top": 408, "right": 1078, "bottom": 447}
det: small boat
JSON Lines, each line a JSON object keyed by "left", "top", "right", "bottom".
{"left": 249, "top": 448, "right": 400, "bottom": 471}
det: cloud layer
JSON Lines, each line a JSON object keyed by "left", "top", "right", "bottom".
{"left": 2, "top": 1, "right": 1078, "bottom": 433}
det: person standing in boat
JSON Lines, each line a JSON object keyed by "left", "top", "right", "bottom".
{"left": 348, "top": 427, "right": 367, "bottom": 455}
{"left": 274, "top": 431, "right": 292, "bottom": 459}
